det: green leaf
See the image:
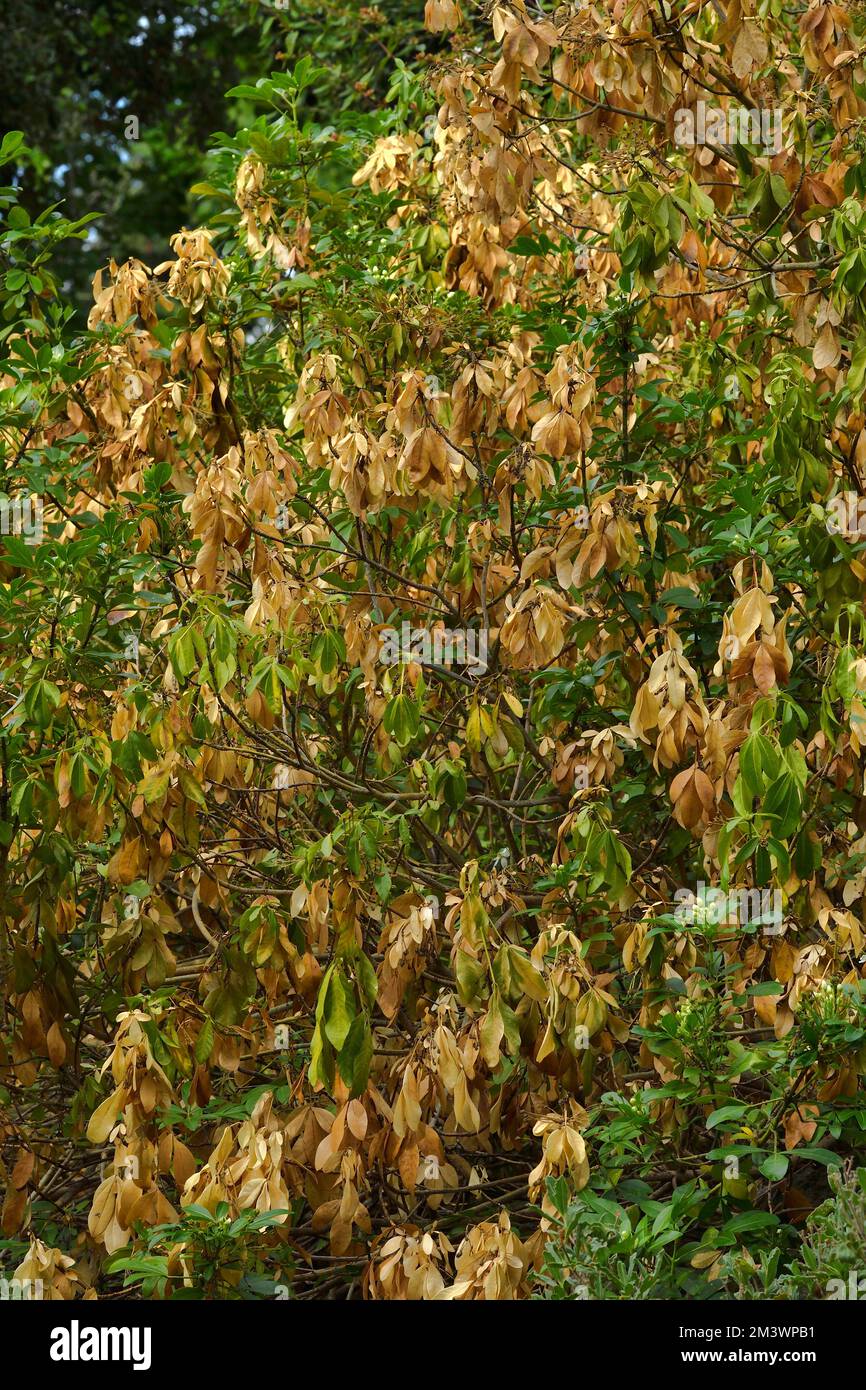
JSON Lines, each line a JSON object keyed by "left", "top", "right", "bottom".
{"left": 0, "top": 131, "right": 25, "bottom": 165}
{"left": 195, "top": 1017, "right": 215, "bottom": 1064}
{"left": 383, "top": 693, "right": 420, "bottom": 747}
{"left": 323, "top": 969, "right": 355, "bottom": 1050}
{"left": 339, "top": 1014, "right": 373, "bottom": 1097}
{"left": 177, "top": 767, "right": 208, "bottom": 809}
{"left": 308, "top": 1021, "right": 334, "bottom": 1091}
{"left": 759, "top": 1153, "right": 789, "bottom": 1181}
{"left": 706, "top": 1104, "right": 749, "bottom": 1130}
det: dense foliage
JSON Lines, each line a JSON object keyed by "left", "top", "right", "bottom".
{"left": 1, "top": 0, "right": 866, "bottom": 1301}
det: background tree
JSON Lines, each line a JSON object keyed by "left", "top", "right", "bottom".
{"left": 0, "top": 0, "right": 439, "bottom": 314}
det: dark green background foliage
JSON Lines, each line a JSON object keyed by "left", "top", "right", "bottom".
{"left": 0, "top": 0, "right": 441, "bottom": 313}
